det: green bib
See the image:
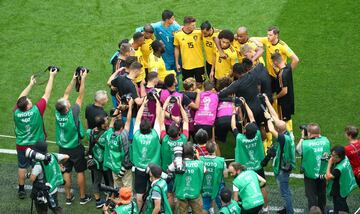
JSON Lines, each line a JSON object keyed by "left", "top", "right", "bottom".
{"left": 37, "top": 153, "right": 64, "bottom": 193}
{"left": 233, "top": 170, "right": 264, "bottom": 210}
{"left": 174, "top": 160, "right": 204, "bottom": 200}
{"left": 145, "top": 179, "right": 173, "bottom": 214}
{"left": 14, "top": 106, "right": 45, "bottom": 146}
{"left": 301, "top": 137, "right": 330, "bottom": 179}
{"left": 114, "top": 201, "right": 138, "bottom": 214}
{"left": 87, "top": 129, "right": 110, "bottom": 168}
{"left": 55, "top": 109, "right": 83, "bottom": 149}
{"left": 219, "top": 200, "right": 242, "bottom": 214}
{"left": 103, "top": 129, "right": 125, "bottom": 174}
{"left": 327, "top": 157, "right": 357, "bottom": 198}
{"left": 161, "top": 134, "right": 187, "bottom": 171}
{"left": 272, "top": 134, "right": 296, "bottom": 175}
{"left": 200, "top": 156, "right": 225, "bottom": 199}
{"left": 132, "top": 129, "right": 161, "bottom": 169}
{"left": 235, "top": 131, "right": 265, "bottom": 171}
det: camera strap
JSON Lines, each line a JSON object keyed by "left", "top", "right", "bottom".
{"left": 89, "top": 129, "right": 105, "bottom": 155}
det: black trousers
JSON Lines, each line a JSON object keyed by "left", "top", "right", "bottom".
{"left": 304, "top": 176, "right": 326, "bottom": 213}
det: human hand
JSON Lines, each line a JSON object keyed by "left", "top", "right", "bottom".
{"left": 30, "top": 75, "right": 36, "bottom": 86}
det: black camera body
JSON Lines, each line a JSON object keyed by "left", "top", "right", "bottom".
{"left": 75, "top": 66, "right": 90, "bottom": 92}
{"left": 169, "top": 96, "right": 177, "bottom": 104}
{"left": 299, "top": 124, "right": 308, "bottom": 137}
{"left": 47, "top": 65, "right": 60, "bottom": 72}
{"left": 120, "top": 93, "right": 132, "bottom": 105}
{"left": 257, "top": 94, "right": 267, "bottom": 112}
{"left": 233, "top": 97, "right": 243, "bottom": 107}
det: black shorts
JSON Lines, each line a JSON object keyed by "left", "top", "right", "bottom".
{"left": 333, "top": 195, "right": 349, "bottom": 213}
{"left": 194, "top": 124, "right": 213, "bottom": 141}
{"left": 205, "top": 61, "right": 212, "bottom": 77}
{"left": 182, "top": 67, "right": 205, "bottom": 83}
{"left": 17, "top": 147, "right": 34, "bottom": 169}
{"left": 59, "top": 145, "right": 87, "bottom": 173}
{"left": 215, "top": 116, "right": 232, "bottom": 143}
{"left": 134, "top": 168, "right": 150, "bottom": 194}
{"left": 255, "top": 168, "right": 266, "bottom": 181}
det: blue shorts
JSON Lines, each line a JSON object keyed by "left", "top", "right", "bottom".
{"left": 111, "top": 95, "right": 118, "bottom": 108}
{"left": 17, "top": 148, "right": 34, "bottom": 169}
{"left": 202, "top": 196, "right": 212, "bottom": 211}
{"left": 122, "top": 117, "right": 135, "bottom": 140}
{"left": 166, "top": 178, "right": 175, "bottom": 193}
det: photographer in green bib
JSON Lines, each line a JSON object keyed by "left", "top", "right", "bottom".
{"left": 143, "top": 164, "right": 172, "bottom": 214}
{"left": 54, "top": 68, "right": 91, "bottom": 205}
{"left": 231, "top": 97, "right": 269, "bottom": 213}
{"left": 28, "top": 141, "right": 69, "bottom": 214}
{"left": 132, "top": 96, "right": 162, "bottom": 209}
{"left": 219, "top": 187, "right": 241, "bottom": 214}
{"left": 168, "top": 143, "right": 205, "bottom": 214}
{"left": 200, "top": 141, "right": 227, "bottom": 213}
{"left": 86, "top": 114, "right": 115, "bottom": 208}
{"left": 296, "top": 123, "right": 330, "bottom": 213}
{"left": 325, "top": 145, "right": 357, "bottom": 214}
{"left": 103, "top": 100, "right": 133, "bottom": 189}
{"left": 228, "top": 162, "right": 265, "bottom": 214}
{"left": 159, "top": 94, "right": 189, "bottom": 211}
{"left": 14, "top": 68, "right": 58, "bottom": 199}
{"left": 264, "top": 109, "right": 295, "bottom": 214}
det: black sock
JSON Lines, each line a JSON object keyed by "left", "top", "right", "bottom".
{"left": 19, "top": 185, "right": 24, "bottom": 191}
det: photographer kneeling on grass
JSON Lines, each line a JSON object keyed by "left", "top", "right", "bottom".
{"left": 28, "top": 141, "right": 69, "bottom": 214}
{"left": 54, "top": 68, "right": 91, "bottom": 205}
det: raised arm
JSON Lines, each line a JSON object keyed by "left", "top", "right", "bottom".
{"left": 179, "top": 98, "right": 189, "bottom": 131}
{"left": 160, "top": 96, "right": 170, "bottom": 133}
{"left": 265, "top": 111, "right": 278, "bottom": 139}
{"left": 214, "top": 37, "right": 227, "bottom": 59}
{"left": 252, "top": 46, "right": 264, "bottom": 63}
{"left": 134, "top": 97, "right": 148, "bottom": 129}
{"left": 231, "top": 105, "right": 237, "bottom": 130}
{"left": 107, "top": 67, "right": 125, "bottom": 86}
{"left": 75, "top": 70, "right": 87, "bottom": 107}
{"left": 63, "top": 73, "right": 77, "bottom": 100}
{"left": 18, "top": 75, "right": 36, "bottom": 99}
{"left": 42, "top": 69, "right": 58, "bottom": 102}
{"left": 241, "top": 98, "right": 255, "bottom": 123}
{"left": 264, "top": 94, "right": 279, "bottom": 121}
{"left": 124, "top": 99, "right": 134, "bottom": 131}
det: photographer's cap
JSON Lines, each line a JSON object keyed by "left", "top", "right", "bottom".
{"left": 32, "top": 140, "right": 48, "bottom": 155}
{"left": 245, "top": 122, "right": 258, "bottom": 139}
{"left": 119, "top": 187, "right": 132, "bottom": 204}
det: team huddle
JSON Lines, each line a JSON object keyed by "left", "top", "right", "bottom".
{"left": 13, "top": 9, "right": 360, "bottom": 214}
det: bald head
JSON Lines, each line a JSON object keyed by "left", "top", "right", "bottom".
{"left": 236, "top": 26, "right": 249, "bottom": 43}
{"left": 275, "top": 120, "right": 287, "bottom": 133}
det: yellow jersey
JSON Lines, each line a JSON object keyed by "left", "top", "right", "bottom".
{"left": 148, "top": 52, "right": 176, "bottom": 81}
{"left": 141, "top": 38, "right": 154, "bottom": 69}
{"left": 259, "top": 37, "right": 295, "bottom": 77}
{"left": 174, "top": 29, "right": 204, "bottom": 70}
{"left": 232, "top": 39, "right": 265, "bottom": 65}
{"left": 202, "top": 31, "right": 219, "bottom": 65}
{"left": 214, "top": 46, "right": 237, "bottom": 79}
{"left": 134, "top": 47, "right": 146, "bottom": 83}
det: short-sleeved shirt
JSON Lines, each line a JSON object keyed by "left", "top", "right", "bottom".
{"left": 111, "top": 75, "right": 139, "bottom": 117}
{"left": 345, "top": 141, "right": 360, "bottom": 178}
{"left": 141, "top": 37, "right": 154, "bottom": 69}
{"left": 202, "top": 30, "right": 220, "bottom": 64}
{"left": 214, "top": 46, "right": 237, "bottom": 79}
{"left": 148, "top": 52, "right": 176, "bottom": 82}
{"left": 85, "top": 104, "right": 108, "bottom": 129}
{"left": 133, "top": 47, "right": 146, "bottom": 83}
{"left": 259, "top": 37, "right": 294, "bottom": 77}
{"left": 275, "top": 64, "right": 294, "bottom": 114}
{"left": 174, "top": 29, "right": 204, "bottom": 70}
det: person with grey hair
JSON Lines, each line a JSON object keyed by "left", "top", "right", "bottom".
{"left": 54, "top": 69, "right": 91, "bottom": 205}
{"left": 85, "top": 90, "right": 109, "bottom": 129}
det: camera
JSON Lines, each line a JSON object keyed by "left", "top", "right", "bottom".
{"left": 25, "top": 148, "right": 51, "bottom": 164}
{"left": 147, "top": 90, "right": 157, "bottom": 101}
{"left": 261, "top": 145, "right": 277, "bottom": 167}
{"left": 99, "top": 184, "right": 119, "bottom": 212}
{"left": 31, "top": 182, "right": 57, "bottom": 208}
{"left": 233, "top": 97, "right": 243, "bottom": 107}
{"left": 299, "top": 124, "right": 308, "bottom": 137}
{"left": 173, "top": 146, "right": 185, "bottom": 174}
{"left": 47, "top": 65, "right": 60, "bottom": 72}
{"left": 169, "top": 96, "right": 178, "bottom": 104}
{"left": 75, "top": 66, "right": 90, "bottom": 92}
{"left": 109, "top": 108, "right": 120, "bottom": 117}
{"left": 321, "top": 152, "right": 331, "bottom": 161}
{"left": 120, "top": 93, "right": 132, "bottom": 105}
{"left": 257, "top": 94, "right": 267, "bottom": 112}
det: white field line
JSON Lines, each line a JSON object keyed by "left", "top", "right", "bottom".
{"left": 0, "top": 134, "right": 87, "bottom": 147}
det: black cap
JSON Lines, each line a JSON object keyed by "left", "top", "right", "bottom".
{"left": 32, "top": 141, "right": 48, "bottom": 155}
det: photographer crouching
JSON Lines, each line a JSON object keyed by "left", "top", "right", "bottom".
{"left": 28, "top": 141, "right": 69, "bottom": 214}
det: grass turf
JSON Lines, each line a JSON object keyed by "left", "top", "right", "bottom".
{"left": 1, "top": 0, "right": 360, "bottom": 212}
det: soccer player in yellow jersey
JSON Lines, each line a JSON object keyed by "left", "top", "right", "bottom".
{"left": 174, "top": 16, "right": 205, "bottom": 85}
{"left": 233, "top": 26, "right": 265, "bottom": 64}
{"left": 130, "top": 32, "right": 146, "bottom": 84}
{"left": 200, "top": 21, "right": 220, "bottom": 76}
{"left": 210, "top": 30, "right": 237, "bottom": 82}
{"left": 141, "top": 24, "right": 154, "bottom": 73}
{"left": 253, "top": 26, "right": 299, "bottom": 78}
{"left": 148, "top": 40, "right": 176, "bottom": 85}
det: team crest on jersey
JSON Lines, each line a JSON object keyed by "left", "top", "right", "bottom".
{"left": 193, "top": 35, "right": 198, "bottom": 41}
{"left": 275, "top": 49, "right": 280, "bottom": 53}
